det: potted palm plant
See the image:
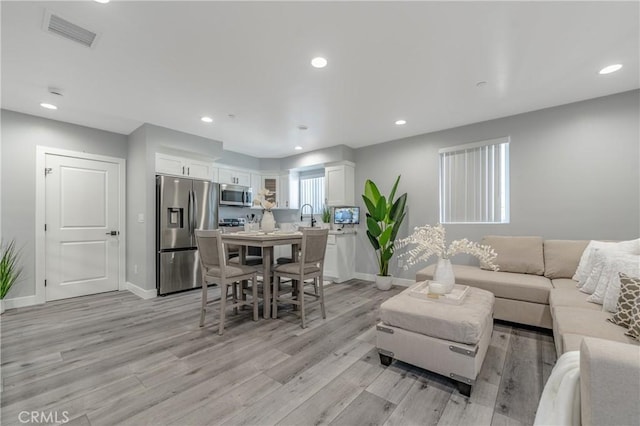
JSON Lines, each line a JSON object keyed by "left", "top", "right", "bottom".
{"left": 1, "top": 239, "right": 22, "bottom": 314}
{"left": 362, "top": 175, "right": 407, "bottom": 290}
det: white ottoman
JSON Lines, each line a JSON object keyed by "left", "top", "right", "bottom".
{"left": 376, "top": 284, "right": 494, "bottom": 396}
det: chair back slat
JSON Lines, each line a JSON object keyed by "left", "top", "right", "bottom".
{"left": 301, "top": 228, "right": 329, "bottom": 265}
{"left": 195, "top": 230, "right": 225, "bottom": 273}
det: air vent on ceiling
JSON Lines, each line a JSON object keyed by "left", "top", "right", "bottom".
{"left": 43, "top": 10, "right": 98, "bottom": 48}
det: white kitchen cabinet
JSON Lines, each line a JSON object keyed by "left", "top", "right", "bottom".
{"left": 218, "top": 167, "right": 251, "bottom": 186}
{"left": 156, "top": 153, "right": 215, "bottom": 180}
{"left": 323, "top": 233, "right": 356, "bottom": 283}
{"left": 287, "top": 170, "right": 299, "bottom": 210}
{"left": 250, "top": 173, "right": 262, "bottom": 195}
{"left": 262, "top": 175, "right": 279, "bottom": 207}
{"left": 279, "top": 172, "right": 290, "bottom": 209}
{"left": 325, "top": 162, "right": 355, "bottom": 206}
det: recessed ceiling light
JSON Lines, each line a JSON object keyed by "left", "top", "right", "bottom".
{"left": 476, "top": 81, "right": 488, "bottom": 87}
{"left": 294, "top": 146, "right": 303, "bottom": 151}
{"left": 297, "top": 124, "right": 308, "bottom": 130}
{"left": 395, "top": 120, "right": 407, "bottom": 126}
{"left": 599, "top": 64, "right": 623, "bottom": 75}
{"left": 201, "top": 116, "right": 213, "bottom": 123}
{"left": 311, "top": 57, "right": 327, "bottom": 68}
{"left": 40, "top": 103, "right": 58, "bottom": 110}
{"left": 94, "top": 0, "right": 110, "bottom": 3}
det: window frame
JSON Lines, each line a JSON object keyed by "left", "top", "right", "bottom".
{"left": 438, "top": 136, "right": 510, "bottom": 224}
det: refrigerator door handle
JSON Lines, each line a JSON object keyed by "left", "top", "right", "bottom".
{"left": 187, "top": 190, "right": 193, "bottom": 235}
{"left": 191, "top": 189, "right": 198, "bottom": 232}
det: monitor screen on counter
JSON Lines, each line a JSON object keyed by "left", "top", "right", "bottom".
{"left": 333, "top": 207, "right": 360, "bottom": 224}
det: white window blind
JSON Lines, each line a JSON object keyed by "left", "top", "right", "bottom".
{"left": 439, "top": 137, "right": 510, "bottom": 224}
{"left": 299, "top": 170, "right": 325, "bottom": 214}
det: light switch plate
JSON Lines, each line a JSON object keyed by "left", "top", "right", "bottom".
{"left": 138, "top": 213, "right": 144, "bottom": 223}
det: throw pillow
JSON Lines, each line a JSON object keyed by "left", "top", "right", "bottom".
{"left": 580, "top": 249, "right": 608, "bottom": 295}
{"left": 543, "top": 240, "right": 589, "bottom": 279}
{"left": 480, "top": 236, "right": 544, "bottom": 275}
{"left": 573, "top": 239, "right": 640, "bottom": 286}
{"left": 585, "top": 249, "right": 638, "bottom": 303}
{"left": 602, "top": 255, "right": 640, "bottom": 312}
{"left": 623, "top": 296, "right": 640, "bottom": 341}
{"left": 608, "top": 273, "right": 640, "bottom": 328}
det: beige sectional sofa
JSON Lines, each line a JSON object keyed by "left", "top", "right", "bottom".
{"left": 416, "top": 237, "right": 639, "bottom": 354}
{"left": 416, "top": 236, "right": 640, "bottom": 425}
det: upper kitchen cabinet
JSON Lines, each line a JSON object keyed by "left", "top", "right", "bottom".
{"left": 285, "top": 170, "right": 299, "bottom": 210}
{"left": 156, "top": 153, "right": 215, "bottom": 180}
{"left": 262, "top": 175, "right": 279, "bottom": 206}
{"left": 325, "top": 162, "right": 355, "bottom": 206}
{"left": 218, "top": 167, "right": 251, "bottom": 186}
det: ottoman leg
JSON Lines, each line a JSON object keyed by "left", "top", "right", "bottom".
{"left": 457, "top": 381, "right": 472, "bottom": 397}
{"left": 379, "top": 353, "right": 393, "bottom": 366}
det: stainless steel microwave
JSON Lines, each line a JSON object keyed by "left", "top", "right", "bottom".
{"left": 219, "top": 184, "right": 252, "bottom": 207}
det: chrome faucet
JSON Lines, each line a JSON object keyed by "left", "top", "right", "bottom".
{"left": 300, "top": 203, "right": 316, "bottom": 227}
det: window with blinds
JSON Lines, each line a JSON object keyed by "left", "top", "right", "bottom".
{"left": 439, "top": 137, "right": 510, "bottom": 224}
{"left": 299, "top": 170, "right": 325, "bottom": 214}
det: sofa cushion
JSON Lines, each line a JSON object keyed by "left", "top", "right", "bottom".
{"left": 549, "top": 287, "right": 600, "bottom": 313}
{"left": 543, "top": 240, "right": 589, "bottom": 279}
{"left": 417, "top": 264, "right": 552, "bottom": 304}
{"left": 481, "top": 236, "right": 544, "bottom": 275}
{"left": 553, "top": 307, "right": 638, "bottom": 350}
{"left": 561, "top": 333, "right": 587, "bottom": 353}
{"left": 550, "top": 278, "right": 579, "bottom": 290}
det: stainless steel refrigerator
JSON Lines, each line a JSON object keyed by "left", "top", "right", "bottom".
{"left": 156, "top": 175, "right": 219, "bottom": 295}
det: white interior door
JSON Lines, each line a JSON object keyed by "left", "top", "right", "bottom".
{"left": 45, "top": 154, "right": 120, "bottom": 301}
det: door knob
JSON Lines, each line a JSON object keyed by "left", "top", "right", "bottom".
{"left": 105, "top": 231, "right": 120, "bottom": 236}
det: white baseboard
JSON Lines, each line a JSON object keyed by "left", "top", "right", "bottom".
{"left": 353, "top": 272, "right": 414, "bottom": 287}
{"left": 125, "top": 282, "right": 157, "bottom": 299}
{"left": 2, "top": 295, "right": 41, "bottom": 310}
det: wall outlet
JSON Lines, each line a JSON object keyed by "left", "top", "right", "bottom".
{"left": 134, "top": 264, "right": 138, "bottom": 274}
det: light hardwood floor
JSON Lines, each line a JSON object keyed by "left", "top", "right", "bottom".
{"left": 0, "top": 280, "right": 556, "bottom": 426}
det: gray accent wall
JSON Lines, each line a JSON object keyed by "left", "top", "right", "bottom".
{"left": 126, "top": 123, "right": 224, "bottom": 291}
{"left": 0, "top": 110, "right": 128, "bottom": 299}
{"left": 354, "top": 90, "right": 640, "bottom": 279}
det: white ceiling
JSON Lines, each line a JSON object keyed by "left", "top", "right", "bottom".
{"left": 2, "top": 1, "right": 638, "bottom": 158}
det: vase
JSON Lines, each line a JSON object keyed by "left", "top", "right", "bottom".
{"left": 261, "top": 210, "right": 276, "bottom": 233}
{"left": 433, "top": 258, "right": 455, "bottom": 293}
{"left": 375, "top": 275, "right": 393, "bottom": 291}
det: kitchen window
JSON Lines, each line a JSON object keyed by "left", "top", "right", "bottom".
{"left": 439, "top": 137, "right": 510, "bottom": 224}
{"left": 299, "top": 169, "right": 325, "bottom": 214}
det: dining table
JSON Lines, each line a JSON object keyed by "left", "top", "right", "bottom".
{"left": 221, "top": 230, "right": 302, "bottom": 319}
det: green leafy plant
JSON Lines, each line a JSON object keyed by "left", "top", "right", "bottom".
{"left": 1, "top": 239, "right": 22, "bottom": 300}
{"left": 322, "top": 206, "right": 332, "bottom": 223}
{"left": 362, "top": 176, "right": 407, "bottom": 277}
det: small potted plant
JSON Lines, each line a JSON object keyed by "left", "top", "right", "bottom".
{"left": 362, "top": 175, "right": 407, "bottom": 290}
{"left": 1, "top": 239, "right": 22, "bottom": 314}
{"left": 321, "top": 206, "right": 332, "bottom": 229}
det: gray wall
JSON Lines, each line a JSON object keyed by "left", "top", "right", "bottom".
{"left": 354, "top": 90, "right": 640, "bottom": 279}
{"left": 128, "top": 123, "right": 224, "bottom": 290}
{"left": 0, "top": 110, "right": 128, "bottom": 299}
{"left": 126, "top": 125, "right": 148, "bottom": 289}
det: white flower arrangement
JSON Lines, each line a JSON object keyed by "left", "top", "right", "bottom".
{"left": 253, "top": 188, "right": 276, "bottom": 211}
{"left": 396, "top": 223, "right": 499, "bottom": 271}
